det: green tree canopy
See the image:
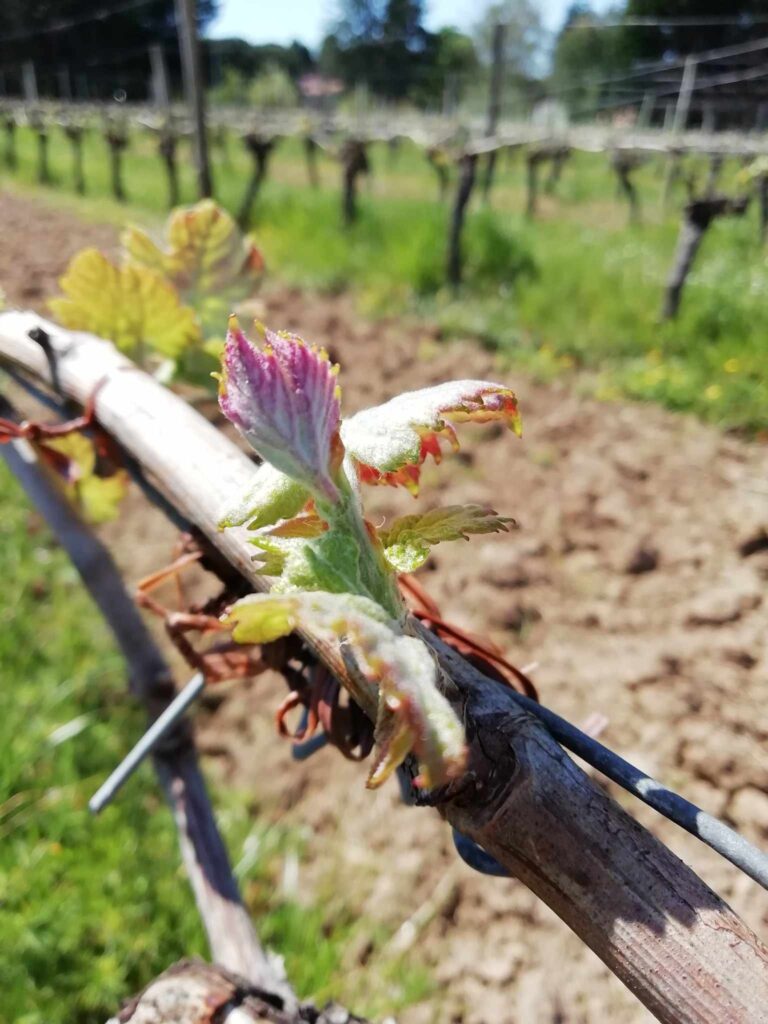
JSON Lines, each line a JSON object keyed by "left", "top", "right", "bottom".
{"left": 0, "top": 0, "right": 217, "bottom": 100}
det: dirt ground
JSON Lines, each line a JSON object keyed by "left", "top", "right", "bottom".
{"left": 2, "top": 189, "right": 767, "bottom": 1024}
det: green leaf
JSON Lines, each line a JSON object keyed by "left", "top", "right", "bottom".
{"left": 49, "top": 249, "right": 200, "bottom": 361}
{"left": 218, "top": 463, "right": 310, "bottom": 530}
{"left": 122, "top": 199, "right": 264, "bottom": 337}
{"left": 225, "top": 591, "right": 466, "bottom": 789}
{"left": 379, "top": 504, "right": 514, "bottom": 572}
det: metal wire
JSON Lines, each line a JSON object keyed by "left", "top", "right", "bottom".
{"left": 89, "top": 673, "right": 205, "bottom": 814}
{"left": 7, "top": 365, "right": 767, "bottom": 890}
{"left": 508, "top": 690, "right": 768, "bottom": 891}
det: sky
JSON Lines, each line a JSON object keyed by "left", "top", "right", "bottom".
{"left": 205, "top": 0, "right": 603, "bottom": 51}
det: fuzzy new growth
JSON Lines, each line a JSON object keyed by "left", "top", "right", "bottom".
{"left": 217, "top": 321, "right": 521, "bottom": 789}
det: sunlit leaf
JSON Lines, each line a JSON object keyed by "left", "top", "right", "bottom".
{"left": 225, "top": 590, "right": 466, "bottom": 788}
{"left": 217, "top": 319, "right": 343, "bottom": 502}
{"left": 218, "top": 462, "right": 310, "bottom": 531}
{"left": 123, "top": 199, "right": 264, "bottom": 334}
{"left": 342, "top": 380, "right": 521, "bottom": 494}
{"left": 49, "top": 249, "right": 200, "bottom": 361}
{"left": 379, "top": 504, "right": 514, "bottom": 572}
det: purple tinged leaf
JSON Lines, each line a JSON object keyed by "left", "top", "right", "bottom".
{"left": 218, "top": 319, "right": 343, "bottom": 502}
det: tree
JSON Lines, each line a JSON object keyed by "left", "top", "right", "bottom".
{"left": 0, "top": 0, "right": 217, "bottom": 101}
{"left": 207, "top": 39, "right": 313, "bottom": 90}
{"left": 550, "top": 3, "right": 632, "bottom": 118}
{"left": 326, "top": 0, "right": 436, "bottom": 99}
{"left": 473, "top": 0, "right": 545, "bottom": 78}
{"left": 621, "top": 0, "right": 768, "bottom": 63}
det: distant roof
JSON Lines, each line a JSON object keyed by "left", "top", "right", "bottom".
{"left": 298, "top": 73, "right": 345, "bottom": 98}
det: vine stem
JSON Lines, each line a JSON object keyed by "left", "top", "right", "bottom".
{"left": 2, "top": 311, "right": 768, "bottom": 1024}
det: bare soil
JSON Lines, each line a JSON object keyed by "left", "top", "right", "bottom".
{"left": 3, "top": 188, "right": 767, "bottom": 1024}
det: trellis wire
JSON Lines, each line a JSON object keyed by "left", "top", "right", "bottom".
{"left": 88, "top": 672, "right": 205, "bottom": 814}
{"left": 508, "top": 689, "right": 768, "bottom": 890}
{"left": 5, "top": 368, "right": 768, "bottom": 891}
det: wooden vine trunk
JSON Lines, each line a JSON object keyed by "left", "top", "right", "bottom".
{"left": 64, "top": 126, "right": 86, "bottom": 195}
{"left": 446, "top": 153, "right": 477, "bottom": 288}
{"left": 158, "top": 133, "right": 180, "bottom": 208}
{"left": 238, "top": 134, "right": 275, "bottom": 227}
{"left": 109, "top": 960, "right": 373, "bottom": 1024}
{"left": 662, "top": 195, "right": 750, "bottom": 319}
{"left": 340, "top": 139, "right": 369, "bottom": 226}
{"left": 3, "top": 114, "right": 17, "bottom": 170}
{"left": 2, "top": 313, "right": 768, "bottom": 1024}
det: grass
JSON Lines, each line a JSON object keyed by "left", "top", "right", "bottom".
{"left": 0, "top": 122, "right": 765, "bottom": 1020}
{"left": 2, "top": 124, "right": 767, "bottom": 432}
{"left": 0, "top": 462, "right": 432, "bottom": 1023}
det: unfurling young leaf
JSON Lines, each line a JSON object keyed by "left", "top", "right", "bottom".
{"left": 379, "top": 504, "right": 515, "bottom": 573}
{"left": 218, "top": 461, "right": 310, "bottom": 530}
{"left": 341, "top": 380, "right": 522, "bottom": 494}
{"left": 122, "top": 199, "right": 264, "bottom": 336}
{"left": 217, "top": 317, "right": 523, "bottom": 792}
{"left": 49, "top": 249, "right": 200, "bottom": 361}
{"left": 217, "top": 319, "right": 343, "bottom": 503}
{"left": 225, "top": 591, "right": 467, "bottom": 789}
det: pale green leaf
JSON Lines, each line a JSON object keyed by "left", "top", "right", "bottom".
{"left": 225, "top": 591, "right": 466, "bottom": 789}
{"left": 379, "top": 504, "right": 514, "bottom": 572}
{"left": 218, "top": 462, "right": 310, "bottom": 530}
{"left": 49, "top": 249, "right": 200, "bottom": 361}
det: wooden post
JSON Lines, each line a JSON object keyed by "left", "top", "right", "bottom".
{"left": 485, "top": 22, "right": 505, "bottom": 136}
{"left": 446, "top": 152, "right": 477, "bottom": 288}
{"left": 637, "top": 90, "right": 655, "bottom": 127}
{"left": 481, "top": 22, "right": 505, "bottom": 202}
{"left": 175, "top": 0, "right": 212, "bottom": 198}
{"left": 149, "top": 43, "right": 171, "bottom": 110}
{"left": 673, "top": 56, "right": 697, "bottom": 133}
{"left": 662, "top": 196, "right": 749, "bottom": 319}
{"left": 3, "top": 314, "right": 768, "bottom": 1024}
{"left": 22, "top": 61, "right": 38, "bottom": 103}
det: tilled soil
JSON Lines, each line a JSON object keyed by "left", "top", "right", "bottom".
{"left": 2, "top": 189, "right": 767, "bottom": 1024}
